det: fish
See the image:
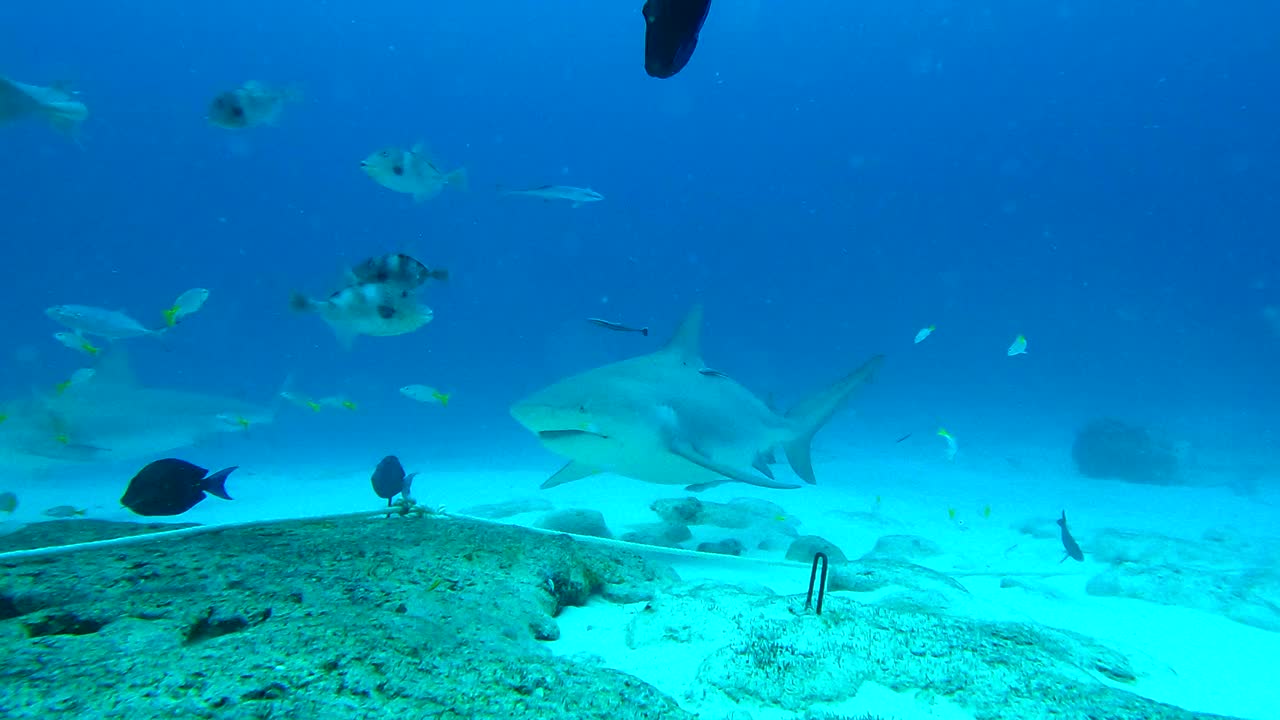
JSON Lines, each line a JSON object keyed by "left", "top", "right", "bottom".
{"left": 894, "top": 433, "right": 912, "bottom": 443}
{"left": 587, "top": 318, "right": 648, "bottom": 336}
{"left": 503, "top": 185, "right": 603, "bottom": 208}
{"left": 0, "top": 491, "right": 16, "bottom": 513}
{"left": 120, "top": 458, "right": 236, "bottom": 517}
{"left": 360, "top": 144, "right": 467, "bottom": 202}
{"left": 54, "top": 368, "right": 96, "bottom": 395}
{"left": 318, "top": 396, "right": 358, "bottom": 411}
{"left": 0, "top": 75, "right": 88, "bottom": 137}
{"left": 400, "top": 385, "right": 450, "bottom": 406}
{"left": 46, "top": 304, "right": 162, "bottom": 341}
{"left": 371, "top": 455, "right": 417, "bottom": 507}
{"left": 347, "top": 253, "right": 448, "bottom": 292}
{"left": 42, "top": 505, "right": 86, "bottom": 518}
{"left": 1057, "top": 510, "right": 1084, "bottom": 562}
{"left": 207, "top": 81, "right": 300, "bottom": 129}
{"left": 510, "top": 305, "right": 883, "bottom": 492}
{"left": 0, "top": 349, "right": 275, "bottom": 472}
{"left": 1007, "top": 334, "right": 1028, "bottom": 356}
{"left": 289, "top": 283, "right": 433, "bottom": 349}
{"left": 163, "top": 288, "right": 210, "bottom": 327}
{"left": 642, "top": 0, "right": 713, "bottom": 79}
{"left": 914, "top": 325, "right": 935, "bottom": 344}
{"left": 279, "top": 390, "right": 321, "bottom": 412}
{"left": 53, "top": 331, "right": 100, "bottom": 357}
{"left": 937, "top": 427, "right": 958, "bottom": 461}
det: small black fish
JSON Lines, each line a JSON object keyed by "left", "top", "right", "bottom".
{"left": 349, "top": 253, "right": 448, "bottom": 291}
{"left": 1057, "top": 510, "right": 1084, "bottom": 562}
{"left": 698, "top": 367, "right": 729, "bottom": 378}
{"left": 642, "top": 0, "right": 713, "bottom": 79}
{"left": 895, "top": 433, "right": 912, "bottom": 443}
{"left": 371, "top": 455, "right": 418, "bottom": 508}
{"left": 121, "top": 458, "right": 235, "bottom": 517}
{"left": 587, "top": 318, "right": 649, "bottom": 336}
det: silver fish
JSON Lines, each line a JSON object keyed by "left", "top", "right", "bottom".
{"left": 503, "top": 185, "right": 603, "bottom": 208}
{"left": 587, "top": 318, "right": 649, "bottom": 336}
{"left": 45, "top": 305, "right": 162, "bottom": 341}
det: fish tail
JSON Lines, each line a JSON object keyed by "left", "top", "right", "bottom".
{"left": 203, "top": 466, "right": 237, "bottom": 501}
{"left": 446, "top": 167, "right": 468, "bottom": 191}
{"left": 433, "top": 392, "right": 450, "bottom": 406}
{"left": 429, "top": 268, "right": 450, "bottom": 281}
{"left": 782, "top": 354, "right": 885, "bottom": 484}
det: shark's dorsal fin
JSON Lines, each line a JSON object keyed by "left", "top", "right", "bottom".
{"left": 94, "top": 346, "right": 138, "bottom": 387}
{"left": 660, "top": 304, "right": 704, "bottom": 366}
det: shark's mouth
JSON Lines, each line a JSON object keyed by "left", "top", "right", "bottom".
{"left": 537, "top": 429, "right": 609, "bottom": 440}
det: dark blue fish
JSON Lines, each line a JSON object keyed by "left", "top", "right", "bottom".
{"left": 121, "top": 458, "right": 235, "bottom": 517}
{"left": 1057, "top": 510, "right": 1084, "bottom": 562}
{"left": 372, "top": 455, "right": 407, "bottom": 502}
{"left": 642, "top": 0, "right": 713, "bottom": 79}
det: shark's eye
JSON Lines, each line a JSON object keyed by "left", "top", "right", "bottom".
{"left": 578, "top": 404, "right": 587, "bottom": 413}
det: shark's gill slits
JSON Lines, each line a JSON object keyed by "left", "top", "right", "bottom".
{"left": 538, "top": 429, "right": 608, "bottom": 440}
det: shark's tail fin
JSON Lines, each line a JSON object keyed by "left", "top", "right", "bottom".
{"left": 783, "top": 354, "right": 885, "bottom": 484}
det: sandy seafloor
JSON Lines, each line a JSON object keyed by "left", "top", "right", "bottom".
{"left": 3, "top": 428, "right": 1279, "bottom": 720}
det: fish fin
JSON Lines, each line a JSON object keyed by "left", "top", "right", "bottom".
{"left": 685, "top": 479, "right": 731, "bottom": 492}
{"left": 540, "top": 460, "right": 600, "bottom": 489}
{"left": 783, "top": 354, "right": 884, "bottom": 484}
{"left": 446, "top": 167, "right": 468, "bottom": 190}
{"left": 203, "top": 466, "right": 237, "bottom": 500}
{"left": 668, "top": 439, "right": 801, "bottom": 490}
{"left": 93, "top": 346, "right": 139, "bottom": 387}
{"left": 752, "top": 453, "right": 775, "bottom": 479}
{"left": 659, "top": 304, "right": 705, "bottom": 367}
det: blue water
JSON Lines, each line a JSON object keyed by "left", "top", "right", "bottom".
{"left": 3, "top": 3, "right": 1278, "bottom": 483}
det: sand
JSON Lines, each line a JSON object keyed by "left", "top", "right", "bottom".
{"left": 3, "top": 439, "right": 1278, "bottom": 720}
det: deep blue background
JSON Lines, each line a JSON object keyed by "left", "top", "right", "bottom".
{"left": 2, "top": 0, "right": 1277, "bottom": 469}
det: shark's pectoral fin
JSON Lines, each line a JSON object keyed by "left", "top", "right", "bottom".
{"left": 668, "top": 440, "right": 801, "bottom": 490}
{"left": 540, "top": 460, "right": 600, "bottom": 489}
{"left": 752, "top": 453, "right": 775, "bottom": 479}
{"left": 685, "top": 479, "right": 731, "bottom": 492}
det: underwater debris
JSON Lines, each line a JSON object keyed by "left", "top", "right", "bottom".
{"left": 805, "top": 551, "right": 829, "bottom": 614}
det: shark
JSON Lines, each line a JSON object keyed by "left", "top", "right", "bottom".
{"left": 0, "top": 349, "right": 276, "bottom": 473}
{"left": 510, "top": 305, "right": 884, "bottom": 492}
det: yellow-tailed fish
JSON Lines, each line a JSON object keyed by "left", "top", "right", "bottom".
{"left": 280, "top": 390, "right": 322, "bottom": 412}
{"left": 1007, "top": 334, "right": 1027, "bottom": 356}
{"left": 400, "top": 384, "right": 450, "bottom": 406}
{"left": 937, "top": 427, "right": 958, "bottom": 461}
{"left": 54, "top": 368, "right": 96, "bottom": 395}
{"left": 319, "top": 396, "right": 358, "bottom": 411}
{"left": 163, "top": 288, "right": 210, "bottom": 327}
{"left": 914, "top": 325, "right": 935, "bottom": 344}
{"left": 53, "top": 331, "right": 100, "bottom": 356}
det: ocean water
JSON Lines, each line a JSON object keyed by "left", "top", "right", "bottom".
{"left": 2, "top": 1, "right": 1279, "bottom": 718}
